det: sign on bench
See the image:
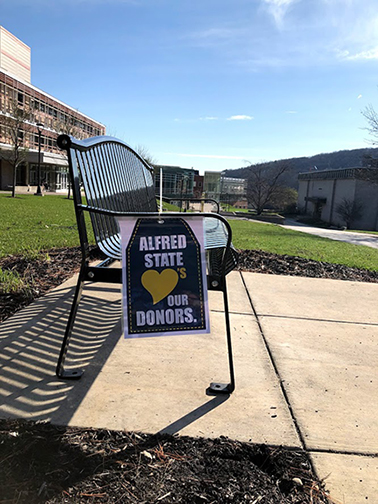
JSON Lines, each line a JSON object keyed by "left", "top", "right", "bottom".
{"left": 119, "top": 216, "right": 210, "bottom": 338}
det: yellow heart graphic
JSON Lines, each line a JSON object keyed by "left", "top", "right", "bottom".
{"left": 141, "top": 269, "right": 179, "bottom": 305}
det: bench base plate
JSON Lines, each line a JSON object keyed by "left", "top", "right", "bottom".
{"left": 207, "top": 382, "right": 233, "bottom": 395}
{"left": 58, "top": 369, "right": 84, "bottom": 380}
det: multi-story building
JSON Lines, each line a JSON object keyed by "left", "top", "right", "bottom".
{"left": 0, "top": 26, "right": 105, "bottom": 192}
{"left": 193, "top": 174, "right": 204, "bottom": 199}
{"left": 154, "top": 165, "right": 196, "bottom": 200}
{"left": 203, "top": 171, "right": 247, "bottom": 204}
{"left": 203, "top": 171, "right": 222, "bottom": 200}
{"left": 220, "top": 176, "right": 247, "bottom": 202}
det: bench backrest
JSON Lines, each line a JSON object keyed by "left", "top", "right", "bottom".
{"left": 57, "top": 134, "right": 157, "bottom": 258}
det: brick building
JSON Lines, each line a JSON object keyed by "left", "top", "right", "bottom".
{"left": 0, "top": 26, "right": 105, "bottom": 192}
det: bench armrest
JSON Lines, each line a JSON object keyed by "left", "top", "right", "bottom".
{"left": 162, "top": 197, "right": 220, "bottom": 213}
{"left": 78, "top": 203, "right": 227, "bottom": 230}
{"left": 78, "top": 204, "right": 236, "bottom": 275}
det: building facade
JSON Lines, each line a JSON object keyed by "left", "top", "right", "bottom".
{"left": 203, "top": 171, "right": 247, "bottom": 205}
{"left": 203, "top": 171, "right": 222, "bottom": 200}
{"left": 298, "top": 168, "right": 378, "bottom": 230}
{"left": 0, "top": 26, "right": 105, "bottom": 192}
{"left": 154, "top": 165, "right": 196, "bottom": 200}
{"left": 220, "top": 176, "right": 247, "bottom": 206}
{"left": 193, "top": 174, "right": 204, "bottom": 199}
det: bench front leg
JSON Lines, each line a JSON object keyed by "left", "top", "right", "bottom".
{"left": 56, "top": 263, "right": 86, "bottom": 379}
{"left": 208, "top": 280, "right": 235, "bottom": 394}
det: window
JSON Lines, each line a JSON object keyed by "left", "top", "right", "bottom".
{"left": 18, "top": 92, "right": 24, "bottom": 105}
{"left": 16, "top": 164, "right": 26, "bottom": 185}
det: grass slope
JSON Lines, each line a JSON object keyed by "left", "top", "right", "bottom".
{"left": 230, "top": 220, "right": 378, "bottom": 271}
{"left": 0, "top": 193, "right": 93, "bottom": 257}
{"left": 1, "top": 192, "right": 378, "bottom": 271}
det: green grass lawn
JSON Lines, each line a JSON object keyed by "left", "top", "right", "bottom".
{"left": 221, "top": 204, "right": 249, "bottom": 213}
{"left": 0, "top": 192, "right": 94, "bottom": 257}
{"left": 1, "top": 192, "right": 378, "bottom": 271}
{"left": 160, "top": 200, "right": 181, "bottom": 212}
{"left": 230, "top": 220, "right": 378, "bottom": 271}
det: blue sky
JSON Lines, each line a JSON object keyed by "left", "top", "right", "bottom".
{"left": 1, "top": 0, "right": 378, "bottom": 173}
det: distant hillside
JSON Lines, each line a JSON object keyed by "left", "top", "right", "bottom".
{"left": 224, "top": 147, "right": 378, "bottom": 188}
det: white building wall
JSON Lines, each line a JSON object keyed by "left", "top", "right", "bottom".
{"left": 355, "top": 179, "right": 378, "bottom": 230}
{"left": 327, "top": 179, "right": 356, "bottom": 226}
{"left": 297, "top": 179, "right": 308, "bottom": 212}
{"left": 298, "top": 172, "right": 378, "bottom": 230}
{"left": 0, "top": 26, "right": 31, "bottom": 83}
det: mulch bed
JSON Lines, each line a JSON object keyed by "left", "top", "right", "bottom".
{"left": 0, "top": 247, "right": 102, "bottom": 323}
{"left": 236, "top": 249, "right": 378, "bottom": 283}
{"left": 1, "top": 246, "right": 377, "bottom": 324}
{"left": 0, "top": 419, "right": 331, "bottom": 503}
{"left": 2, "top": 246, "right": 373, "bottom": 503}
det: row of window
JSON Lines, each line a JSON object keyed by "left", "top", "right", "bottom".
{"left": 32, "top": 99, "right": 97, "bottom": 133}
{"left": 1, "top": 125, "right": 60, "bottom": 152}
{"left": 0, "top": 84, "right": 103, "bottom": 137}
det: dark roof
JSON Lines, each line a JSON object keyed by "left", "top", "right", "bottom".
{"left": 298, "top": 167, "right": 378, "bottom": 181}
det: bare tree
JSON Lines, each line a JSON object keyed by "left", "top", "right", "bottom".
{"left": 362, "top": 104, "right": 378, "bottom": 145}
{"left": 246, "top": 161, "right": 291, "bottom": 214}
{"left": 361, "top": 105, "right": 378, "bottom": 184}
{"left": 1, "top": 98, "right": 34, "bottom": 197}
{"left": 336, "top": 197, "right": 364, "bottom": 229}
{"left": 134, "top": 144, "right": 157, "bottom": 167}
{"left": 53, "top": 116, "right": 81, "bottom": 139}
{"left": 52, "top": 117, "right": 82, "bottom": 199}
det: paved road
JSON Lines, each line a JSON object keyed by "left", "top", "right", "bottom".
{"left": 282, "top": 218, "right": 378, "bottom": 249}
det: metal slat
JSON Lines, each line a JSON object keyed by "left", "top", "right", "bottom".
{"left": 61, "top": 135, "right": 237, "bottom": 270}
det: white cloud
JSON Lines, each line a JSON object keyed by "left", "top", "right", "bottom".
{"left": 200, "top": 116, "right": 219, "bottom": 121}
{"left": 285, "top": 110, "right": 297, "bottom": 114}
{"left": 346, "top": 48, "right": 378, "bottom": 60}
{"left": 186, "top": 26, "right": 244, "bottom": 49}
{"left": 262, "top": 0, "right": 299, "bottom": 27}
{"left": 185, "top": 0, "right": 378, "bottom": 71}
{"left": 227, "top": 115, "right": 253, "bottom": 121}
{"left": 336, "top": 46, "right": 378, "bottom": 61}
{"left": 357, "top": 94, "right": 362, "bottom": 99}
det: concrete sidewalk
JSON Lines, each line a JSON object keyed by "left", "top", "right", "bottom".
{"left": 282, "top": 218, "right": 378, "bottom": 249}
{"left": 0, "top": 271, "right": 377, "bottom": 503}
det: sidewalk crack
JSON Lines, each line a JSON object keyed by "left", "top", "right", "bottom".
{"left": 239, "top": 272, "right": 308, "bottom": 454}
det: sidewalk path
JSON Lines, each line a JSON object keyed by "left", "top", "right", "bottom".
{"left": 0, "top": 270, "right": 377, "bottom": 503}
{"left": 282, "top": 219, "right": 378, "bottom": 249}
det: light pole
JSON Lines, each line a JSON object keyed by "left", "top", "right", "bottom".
{"left": 35, "top": 122, "right": 44, "bottom": 196}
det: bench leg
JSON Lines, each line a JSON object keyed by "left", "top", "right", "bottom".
{"left": 56, "top": 266, "right": 86, "bottom": 380}
{"left": 208, "top": 281, "right": 235, "bottom": 394}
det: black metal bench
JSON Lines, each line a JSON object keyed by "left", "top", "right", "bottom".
{"left": 56, "top": 134, "right": 239, "bottom": 394}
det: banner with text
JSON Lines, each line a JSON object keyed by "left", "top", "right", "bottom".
{"left": 118, "top": 217, "right": 210, "bottom": 338}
